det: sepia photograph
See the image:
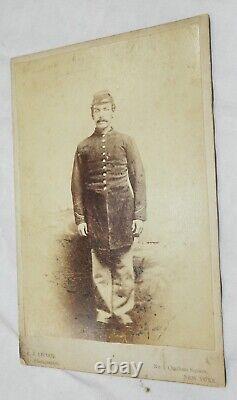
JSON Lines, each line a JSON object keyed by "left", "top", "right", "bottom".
{"left": 12, "top": 14, "right": 225, "bottom": 385}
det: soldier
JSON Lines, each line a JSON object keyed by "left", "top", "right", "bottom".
{"left": 71, "top": 90, "right": 146, "bottom": 326}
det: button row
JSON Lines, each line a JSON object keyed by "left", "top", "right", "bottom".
{"left": 101, "top": 137, "right": 107, "bottom": 189}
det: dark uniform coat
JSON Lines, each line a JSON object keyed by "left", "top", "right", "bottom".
{"left": 71, "top": 128, "right": 146, "bottom": 250}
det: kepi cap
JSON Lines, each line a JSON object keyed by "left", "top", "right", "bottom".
{"left": 91, "top": 90, "right": 115, "bottom": 107}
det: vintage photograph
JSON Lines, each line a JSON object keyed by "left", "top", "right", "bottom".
{"left": 71, "top": 90, "right": 147, "bottom": 329}
{"left": 12, "top": 15, "right": 225, "bottom": 385}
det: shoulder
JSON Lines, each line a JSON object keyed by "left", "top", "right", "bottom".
{"left": 112, "top": 130, "right": 135, "bottom": 145}
{"left": 76, "top": 133, "right": 94, "bottom": 153}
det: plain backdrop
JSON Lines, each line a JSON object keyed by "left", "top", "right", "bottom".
{"left": 0, "top": 1, "right": 236, "bottom": 399}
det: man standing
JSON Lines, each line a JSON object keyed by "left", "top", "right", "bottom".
{"left": 71, "top": 90, "right": 146, "bottom": 326}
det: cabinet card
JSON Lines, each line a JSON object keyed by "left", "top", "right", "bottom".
{"left": 12, "top": 14, "right": 225, "bottom": 386}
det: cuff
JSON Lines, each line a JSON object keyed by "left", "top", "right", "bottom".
{"left": 75, "top": 212, "right": 85, "bottom": 225}
{"left": 134, "top": 206, "right": 146, "bottom": 221}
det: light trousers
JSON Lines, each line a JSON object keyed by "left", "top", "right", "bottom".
{"left": 91, "top": 245, "right": 135, "bottom": 323}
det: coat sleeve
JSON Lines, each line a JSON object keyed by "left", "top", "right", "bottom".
{"left": 126, "top": 136, "right": 146, "bottom": 221}
{"left": 71, "top": 148, "right": 86, "bottom": 225}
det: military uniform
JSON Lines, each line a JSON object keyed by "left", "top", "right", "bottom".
{"left": 71, "top": 93, "right": 146, "bottom": 324}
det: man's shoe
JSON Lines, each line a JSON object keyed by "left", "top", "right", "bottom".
{"left": 96, "top": 310, "right": 111, "bottom": 324}
{"left": 115, "top": 314, "right": 133, "bottom": 326}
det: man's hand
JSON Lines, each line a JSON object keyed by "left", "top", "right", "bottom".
{"left": 77, "top": 222, "right": 88, "bottom": 237}
{"left": 132, "top": 219, "right": 144, "bottom": 236}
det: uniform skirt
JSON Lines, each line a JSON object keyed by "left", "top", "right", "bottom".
{"left": 85, "top": 185, "right": 134, "bottom": 250}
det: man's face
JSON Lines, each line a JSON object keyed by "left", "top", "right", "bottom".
{"left": 92, "top": 102, "right": 114, "bottom": 130}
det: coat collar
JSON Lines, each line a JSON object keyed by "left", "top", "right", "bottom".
{"left": 93, "top": 126, "right": 114, "bottom": 136}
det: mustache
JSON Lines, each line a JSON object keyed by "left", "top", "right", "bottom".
{"left": 97, "top": 118, "right": 108, "bottom": 123}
